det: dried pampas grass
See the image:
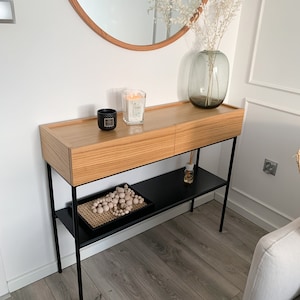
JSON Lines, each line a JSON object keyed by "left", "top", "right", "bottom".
{"left": 295, "top": 149, "right": 300, "bottom": 173}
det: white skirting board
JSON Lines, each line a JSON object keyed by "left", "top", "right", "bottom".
{"left": 6, "top": 193, "right": 214, "bottom": 293}
{"left": 7, "top": 188, "right": 291, "bottom": 293}
{"left": 0, "top": 294, "right": 11, "bottom": 300}
{"left": 214, "top": 190, "right": 292, "bottom": 233}
{"left": 0, "top": 250, "right": 8, "bottom": 298}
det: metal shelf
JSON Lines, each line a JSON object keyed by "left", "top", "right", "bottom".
{"left": 56, "top": 167, "right": 226, "bottom": 248}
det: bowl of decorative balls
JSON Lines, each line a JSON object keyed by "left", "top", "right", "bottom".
{"left": 68, "top": 184, "right": 154, "bottom": 233}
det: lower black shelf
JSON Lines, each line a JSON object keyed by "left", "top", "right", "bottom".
{"left": 56, "top": 167, "right": 226, "bottom": 248}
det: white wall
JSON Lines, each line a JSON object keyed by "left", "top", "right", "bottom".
{"left": 0, "top": 0, "right": 241, "bottom": 295}
{"left": 219, "top": 0, "right": 300, "bottom": 231}
{"left": 0, "top": 250, "right": 8, "bottom": 297}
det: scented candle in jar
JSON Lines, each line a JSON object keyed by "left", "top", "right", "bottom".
{"left": 122, "top": 89, "right": 146, "bottom": 125}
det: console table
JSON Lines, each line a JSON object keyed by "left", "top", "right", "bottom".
{"left": 39, "top": 101, "right": 244, "bottom": 300}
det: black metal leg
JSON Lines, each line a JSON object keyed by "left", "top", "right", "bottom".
{"left": 195, "top": 148, "right": 200, "bottom": 171}
{"left": 219, "top": 137, "right": 237, "bottom": 232}
{"left": 46, "top": 164, "right": 62, "bottom": 273}
{"left": 190, "top": 199, "right": 194, "bottom": 212}
{"left": 72, "top": 187, "right": 83, "bottom": 300}
{"left": 190, "top": 148, "right": 201, "bottom": 212}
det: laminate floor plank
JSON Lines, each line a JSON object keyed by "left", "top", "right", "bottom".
{"left": 83, "top": 240, "right": 203, "bottom": 300}
{"left": 126, "top": 226, "right": 240, "bottom": 299}
{"left": 82, "top": 246, "right": 155, "bottom": 300}
{"left": 10, "top": 279, "right": 55, "bottom": 300}
{"left": 45, "top": 265, "right": 103, "bottom": 300}
{"left": 186, "top": 201, "right": 266, "bottom": 263}
{"left": 9, "top": 200, "right": 267, "bottom": 300}
{"left": 160, "top": 215, "right": 249, "bottom": 290}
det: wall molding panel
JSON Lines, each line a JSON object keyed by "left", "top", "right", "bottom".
{"left": 228, "top": 98, "right": 300, "bottom": 229}
{"left": 249, "top": 0, "right": 300, "bottom": 94}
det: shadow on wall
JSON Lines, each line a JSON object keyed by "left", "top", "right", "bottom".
{"left": 177, "top": 50, "right": 198, "bottom": 100}
{"left": 77, "top": 87, "right": 124, "bottom": 118}
{"left": 107, "top": 88, "right": 128, "bottom": 112}
{"left": 78, "top": 104, "right": 97, "bottom": 118}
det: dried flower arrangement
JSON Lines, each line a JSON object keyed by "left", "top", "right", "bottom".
{"left": 295, "top": 149, "right": 300, "bottom": 173}
{"left": 149, "top": 0, "right": 242, "bottom": 50}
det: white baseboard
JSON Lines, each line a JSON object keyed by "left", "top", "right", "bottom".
{"left": 214, "top": 191, "right": 292, "bottom": 232}
{"left": 10, "top": 189, "right": 289, "bottom": 293}
{"left": 7, "top": 193, "right": 214, "bottom": 293}
{"left": 0, "top": 294, "right": 11, "bottom": 300}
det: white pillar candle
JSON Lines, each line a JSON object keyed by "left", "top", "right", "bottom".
{"left": 122, "top": 89, "right": 146, "bottom": 125}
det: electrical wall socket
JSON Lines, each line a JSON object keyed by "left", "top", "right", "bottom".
{"left": 263, "top": 159, "right": 278, "bottom": 176}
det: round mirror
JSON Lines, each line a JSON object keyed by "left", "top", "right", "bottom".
{"left": 69, "top": 0, "right": 197, "bottom": 51}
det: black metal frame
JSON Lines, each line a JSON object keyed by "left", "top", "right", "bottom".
{"left": 46, "top": 137, "right": 237, "bottom": 300}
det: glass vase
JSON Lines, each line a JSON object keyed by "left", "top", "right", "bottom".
{"left": 188, "top": 50, "right": 229, "bottom": 109}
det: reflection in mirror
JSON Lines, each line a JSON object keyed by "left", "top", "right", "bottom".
{"left": 69, "top": 0, "right": 199, "bottom": 51}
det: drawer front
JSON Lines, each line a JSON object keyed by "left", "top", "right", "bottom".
{"left": 71, "top": 127, "right": 175, "bottom": 186}
{"left": 174, "top": 110, "right": 244, "bottom": 154}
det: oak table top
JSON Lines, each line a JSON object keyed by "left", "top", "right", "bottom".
{"left": 39, "top": 101, "right": 244, "bottom": 186}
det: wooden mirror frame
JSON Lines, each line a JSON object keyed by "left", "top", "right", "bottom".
{"left": 68, "top": 0, "right": 204, "bottom": 51}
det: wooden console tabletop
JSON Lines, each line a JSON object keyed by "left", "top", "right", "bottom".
{"left": 39, "top": 101, "right": 244, "bottom": 186}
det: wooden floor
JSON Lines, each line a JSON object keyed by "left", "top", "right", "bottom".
{"left": 9, "top": 201, "right": 267, "bottom": 300}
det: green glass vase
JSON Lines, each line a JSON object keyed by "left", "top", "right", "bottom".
{"left": 188, "top": 50, "right": 229, "bottom": 108}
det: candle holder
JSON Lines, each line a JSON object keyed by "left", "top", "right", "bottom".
{"left": 97, "top": 109, "right": 117, "bottom": 131}
{"left": 122, "top": 89, "right": 146, "bottom": 125}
